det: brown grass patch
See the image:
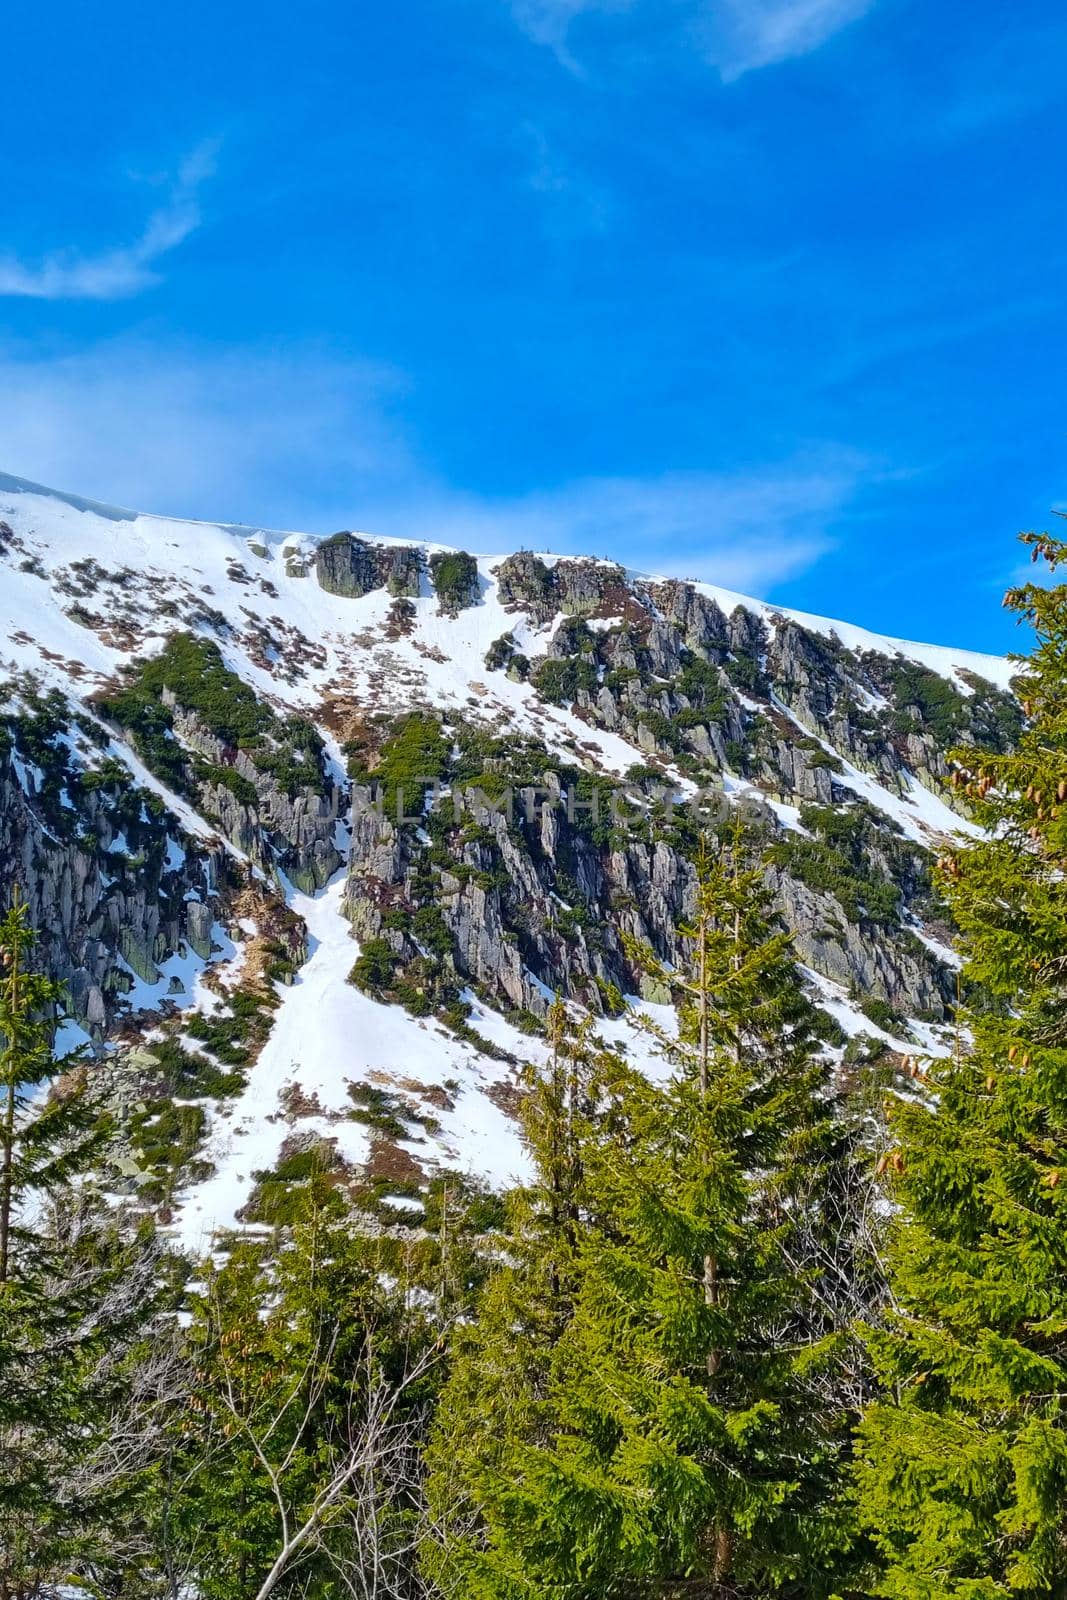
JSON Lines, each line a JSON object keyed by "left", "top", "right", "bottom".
{"left": 486, "top": 1075, "right": 525, "bottom": 1122}
{"left": 363, "top": 1136, "right": 426, "bottom": 1187}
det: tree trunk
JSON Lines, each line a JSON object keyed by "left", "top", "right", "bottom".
{"left": 712, "top": 1525, "right": 734, "bottom": 1591}
{"left": 0, "top": 923, "right": 21, "bottom": 1288}
{"left": 698, "top": 909, "right": 720, "bottom": 1379}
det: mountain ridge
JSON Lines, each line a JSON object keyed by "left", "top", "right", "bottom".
{"left": 0, "top": 468, "right": 1014, "bottom": 687}
{"left": 0, "top": 470, "right": 1022, "bottom": 1251}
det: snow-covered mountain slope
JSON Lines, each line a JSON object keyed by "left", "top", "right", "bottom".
{"left": 0, "top": 469, "right": 1014, "bottom": 710}
{"left": 0, "top": 471, "right": 1021, "bottom": 1250}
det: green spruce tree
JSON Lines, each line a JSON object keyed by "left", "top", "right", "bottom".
{"left": 168, "top": 1203, "right": 440, "bottom": 1599}
{"left": 422, "top": 1000, "right": 617, "bottom": 1598}
{"left": 0, "top": 888, "right": 96, "bottom": 1286}
{"left": 854, "top": 528, "right": 1067, "bottom": 1597}
{"left": 0, "top": 888, "right": 170, "bottom": 1597}
{"left": 425, "top": 834, "right": 863, "bottom": 1598}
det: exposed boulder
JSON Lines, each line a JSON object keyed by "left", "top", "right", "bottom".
{"left": 429, "top": 550, "right": 480, "bottom": 616}
{"left": 314, "top": 534, "right": 381, "bottom": 598}
{"left": 555, "top": 559, "right": 627, "bottom": 617}
{"left": 494, "top": 552, "right": 558, "bottom": 624}
{"left": 650, "top": 581, "right": 730, "bottom": 656}
{"left": 314, "top": 533, "right": 421, "bottom": 599}
{"left": 379, "top": 545, "right": 422, "bottom": 598}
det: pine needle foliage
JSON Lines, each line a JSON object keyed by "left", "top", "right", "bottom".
{"left": 422, "top": 1002, "right": 618, "bottom": 1599}
{"left": 0, "top": 890, "right": 167, "bottom": 1594}
{"left": 854, "top": 529, "right": 1067, "bottom": 1597}
{"left": 0, "top": 888, "right": 98, "bottom": 1288}
{"left": 169, "top": 1208, "right": 439, "bottom": 1599}
{"left": 425, "top": 836, "right": 863, "bottom": 1599}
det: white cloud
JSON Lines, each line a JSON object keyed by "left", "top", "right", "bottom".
{"left": 518, "top": 122, "right": 611, "bottom": 231}
{"left": 0, "top": 339, "right": 861, "bottom": 595}
{"left": 0, "top": 340, "right": 410, "bottom": 525}
{"left": 700, "top": 0, "right": 877, "bottom": 80}
{"left": 506, "top": 0, "right": 876, "bottom": 78}
{"left": 507, "top": 0, "right": 635, "bottom": 66}
{"left": 0, "top": 141, "right": 219, "bottom": 302}
{"left": 370, "top": 458, "right": 864, "bottom": 594}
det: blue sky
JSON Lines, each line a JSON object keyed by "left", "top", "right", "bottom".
{"left": 1, "top": 0, "right": 1064, "bottom": 651}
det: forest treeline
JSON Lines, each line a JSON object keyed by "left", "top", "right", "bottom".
{"left": 1, "top": 531, "right": 1066, "bottom": 1599}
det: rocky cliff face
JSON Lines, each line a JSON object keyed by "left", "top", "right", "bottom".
{"left": 166, "top": 703, "right": 342, "bottom": 892}
{"left": 342, "top": 720, "right": 952, "bottom": 1028}
{"left": 0, "top": 472, "right": 1021, "bottom": 1242}
{"left": 313, "top": 532, "right": 422, "bottom": 600}
{"left": 0, "top": 693, "right": 229, "bottom": 1039}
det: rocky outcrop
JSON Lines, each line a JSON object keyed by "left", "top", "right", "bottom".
{"left": 494, "top": 554, "right": 629, "bottom": 626}
{"left": 759, "top": 735, "right": 836, "bottom": 804}
{"left": 343, "top": 794, "right": 408, "bottom": 943}
{"left": 342, "top": 744, "right": 952, "bottom": 1023}
{"left": 494, "top": 552, "right": 558, "bottom": 625}
{"left": 168, "top": 704, "right": 342, "bottom": 892}
{"left": 766, "top": 863, "right": 951, "bottom": 1018}
{"left": 555, "top": 559, "right": 627, "bottom": 616}
{"left": 379, "top": 545, "right": 422, "bottom": 599}
{"left": 649, "top": 581, "right": 732, "bottom": 656}
{"left": 429, "top": 551, "right": 480, "bottom": 616}
{"left": 314, "top": 534, "right": 421, "bottom": 600}
{"left": 0, "top": 752, "right": 226, "bottom": 1040}
{"left": 501, "top": 576, "right": 1010, "bottom": 819}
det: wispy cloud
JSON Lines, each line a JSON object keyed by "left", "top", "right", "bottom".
{"left": 0, "top": 340, "right": 408, "bottom": 524}
{"left": 0, "top": 339, "right": 864, "bottom": 595}
{"left": 518, "top": 122, "right": 611, "bottom": 231}
{"left": 507, "top": 0, "right": 635, "bottom": 68}
{"left": 0, "top": 141, "right": 219, "bottom": 302}
{"left": 699, "top": 0, "right": 876, "bottom": 81}
{"left": 506, "top": 0, "right": 875, "bottom": 79}
{"left": 382, "top": 456, "right": 867, "bottom": 594}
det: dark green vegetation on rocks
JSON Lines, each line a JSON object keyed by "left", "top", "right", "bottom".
{"left": 97, "top": 632, "right": 325, "bottom": 800}
{"left": 92, "top": 633, "right": 341, "bottom": 891}
{"left": 344, "top": 698, "right": 955, "bottom": 1029}
{"left": 429, "top": 550, "right": 480, "bottom": 614}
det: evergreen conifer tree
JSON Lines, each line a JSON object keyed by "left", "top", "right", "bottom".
{"left": 0, "top": 888, "right": 170, "bottom": 1597}
{"left": 425, "top": 834, "right": 863, "bottom": 1598}
{"left": 168, "top": 1203, "right": 440, "bottom": 1599}
{"left": 854, "top": 530, "right": 1067, "bottom": 1596}
{"left": 0, "top": 888, "right": 96, "bottom": 1286}
{"left": 422, "top": 1000, "right": 617, "bottom": 1598}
